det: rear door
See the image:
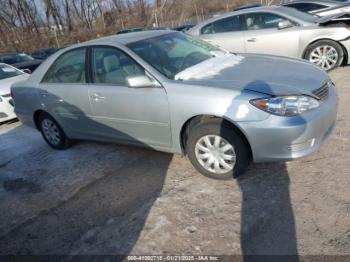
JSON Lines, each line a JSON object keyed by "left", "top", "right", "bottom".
{"left": 87, "top": 46, "right": 172, "bottom": 148}
{"left": 198, "top": 15, "right": 246, "bottom": 52}
{"left": 38, "top": 48, "right": 98, "bottom": 137}
{"left": 243, "top": 12, "right": 300, "bottom": 58}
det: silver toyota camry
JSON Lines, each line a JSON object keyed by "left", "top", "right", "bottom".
{"left": 12, "top": 31, "right": 337, "bottom": 179}
{"left": 188, "top": 6, "right": 350, "bottom": 71}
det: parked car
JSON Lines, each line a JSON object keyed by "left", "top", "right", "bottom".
{"left": 32, "top": 48, "right": 60, "bottom": 60}
{"left": 0, "top": 53, "right": 42, "bottom": 73}
{"left": 0, "top": 63, "right": 29, "bottom": 123}
{"left": 188, "top": 6, "right": 350, "bottom": 71}
{"left": 313, "top": 2, "right": 350, "bottom": 17}
{"left": 12, "top": 31, "right": 337, "bottom": 179}
{"left": 172, "top": 24, "right": 194, "bottom": 32}
{"left": 283, "top": 0, "right": 350, "bottom": 17}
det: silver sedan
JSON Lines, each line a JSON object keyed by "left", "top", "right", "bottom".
{"left": 188, "top": 6, "right": 350, "bottom": 71}
{"left": 12, "top": 31, "right": 337, "bottom": 179}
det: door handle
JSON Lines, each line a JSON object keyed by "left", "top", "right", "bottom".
{"left": 91, "top": 92, "right": 105, "bottom": 101}
{"left": 247, "top": 38, "right": 257, "bottom": 42}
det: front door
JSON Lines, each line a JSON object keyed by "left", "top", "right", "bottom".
{"left": 243, "top": 12, "right": 300, "bottom": 58}
{"left": 88, "top": 46, "right": 172, "bottom": 148}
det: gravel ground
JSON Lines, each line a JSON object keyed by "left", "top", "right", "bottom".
{"left": 0, "top": 67, "right": 349, "bottom": 257}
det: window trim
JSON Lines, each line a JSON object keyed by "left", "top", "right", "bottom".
{"left": 242, "top": 11, "right": 299, "bottom": 31}
{"left": 41, "top": 47, "right": 88, "bottom": 84}
{"left": 87, "top": 45, "right": 150, "bottom": 87}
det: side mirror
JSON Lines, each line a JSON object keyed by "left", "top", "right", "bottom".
{"left": 278, "top": 20, "right": 293, "bottom": 30}
{"left": 23, "top": 69, "right": 32, "bottom": 74}
{"left": 126, "top": 75, "right": 157, "bottom": 88}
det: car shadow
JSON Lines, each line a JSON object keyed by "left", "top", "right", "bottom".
{"left": 220, "top": 79, "right": 305, "bottom": 261}
{"left": 0, "top": 89, "right": 173, "bottom": 258}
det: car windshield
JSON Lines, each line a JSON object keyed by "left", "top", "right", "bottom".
{"left": 0, "top": 64, "right": 23, "bottom": 80}
{"left": 278, "top": 6, "right": 318, "bottom": 23}
{"left": 127, "top": 33, "right": 223, "bottom": 79}
{"left": 1, "top": 53, "right": 34, "bottom": 64}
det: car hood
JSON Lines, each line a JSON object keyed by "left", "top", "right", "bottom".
{"left": 0, "top": 74, "right": 29, "bottom": 95}
{"left": 176, "top": 54, "right": 328, "bottom": 96}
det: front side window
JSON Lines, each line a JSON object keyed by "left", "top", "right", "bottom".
{"left": 42, "top": 48, "right": 86, "bottom": 83}
{"left": 91, "top": 47, "right": 145, "bottom": 86}
{"left": 128, "top": 33, "right": 222, "bottom": 79}
{"left": 201, "top": 15, "right": 242, "bottom": 34}
{"left": 244, "top": 12, "right": 288, "bottom": 30}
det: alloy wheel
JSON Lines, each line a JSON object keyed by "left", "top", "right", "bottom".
{"left": 309, "top": 45, "right": 339, "bottom": 71}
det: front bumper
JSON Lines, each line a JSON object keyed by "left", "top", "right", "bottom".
{"left": 238, "top": 84, "right": 338, "bottom": 162}
{"left": 0, "top": 96, "right": 17, "bottom": 123}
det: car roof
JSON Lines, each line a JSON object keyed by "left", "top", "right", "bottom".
{"left": 74, "top": 30, "right": 175, "bottom": 47}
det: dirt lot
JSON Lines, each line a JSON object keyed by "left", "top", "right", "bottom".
{"left": 0, "top": 67, "right": 349, "bottom": 258}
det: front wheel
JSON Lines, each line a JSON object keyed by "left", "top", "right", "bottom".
{"left": 38, "top": 113, "right": 72, "bottom": 150}
{"left": 305, "top": 40, "right": 343, "bottom": 71}
{"left": 186, "top": 119, "right": 251, "bottom": 180}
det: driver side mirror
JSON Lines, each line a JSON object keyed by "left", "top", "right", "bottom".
{"left": 126, "top": 75, "right": 158, "bottom": 88}
{"left": 278, "top": 20, "right": 293, "bottom": 30}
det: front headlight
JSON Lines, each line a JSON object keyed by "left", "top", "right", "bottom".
{"left": 250, "top": 95, "right": 320, "bottom": 116}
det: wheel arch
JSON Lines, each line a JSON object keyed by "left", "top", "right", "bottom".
{"left": 179, "top": 114, "right": 253, "bottom": 157}
{"left": 33, "top": 109, "right": 46, "bottom": 130}
{"left": 302, "top": 38, "right": 348, "bottom": 65}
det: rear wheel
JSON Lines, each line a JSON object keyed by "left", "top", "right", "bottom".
{"left": 186, "top": 119, "right": 251, "bottom": 180}
{"left": 38, "top": 113, "right": 71, "bottom": 150}
{"left": 305, "top": 40, "right": 343, "bottom": 71}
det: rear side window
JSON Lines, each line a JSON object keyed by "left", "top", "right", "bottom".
{"left": 42, "top": 48, "right": 86, "bottom": 83}
{"left": 201, "top": 15, "right": 242, "bottom": 34}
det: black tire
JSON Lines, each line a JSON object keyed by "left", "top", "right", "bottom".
{"left": 38, "top": 112, "right": 72, "bottom": 150}
{"left": 186, "top": 118, "right": 251, "bottom": 180}
{"left": 305, "top": 40, "right": 344, "bottom": 71}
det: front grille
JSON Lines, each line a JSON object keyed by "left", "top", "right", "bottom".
{"left": 312, "top": 82, "right": 329, "bottom": 101}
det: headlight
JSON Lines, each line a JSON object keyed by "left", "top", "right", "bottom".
{"left": 250, "top": 95, "right": 320, "bottom": 116}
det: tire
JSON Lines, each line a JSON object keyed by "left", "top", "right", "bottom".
{"left": 38, "top": 112, "right": 72, "bottom": 150}
{"left": 186, "top": 118, "right": 251, "bottom": 180}
{"left": 305, "top": 40, "right": 344, "bottom": 71}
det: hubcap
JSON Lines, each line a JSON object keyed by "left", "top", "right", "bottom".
{"left": 42, "top": 119, "right": 61, "bottom": 145}
{"left": 195, "top": 135, "right": 236, "bottom": 174}
{"left": 309, "top": 45, "right": 338, "bottom": 70}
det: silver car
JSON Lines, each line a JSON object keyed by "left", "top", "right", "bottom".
{"left": 12, "top": 31, "right": 337, "bottom": 179}
{"left": 188, "top": 6, "right": 350, "bottom": 71}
